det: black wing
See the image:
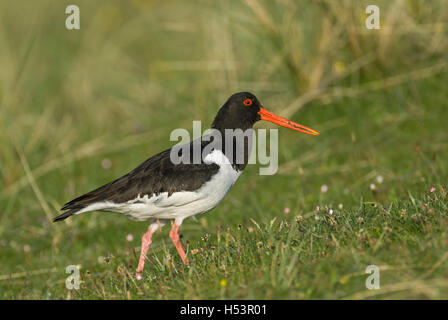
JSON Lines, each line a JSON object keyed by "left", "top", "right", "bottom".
{"left": 54, "top": 141, "right": 220, "bottom": 222}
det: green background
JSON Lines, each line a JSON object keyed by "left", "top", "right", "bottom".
{"left": 1, "top": 0, "right": 447, "bottom": 299}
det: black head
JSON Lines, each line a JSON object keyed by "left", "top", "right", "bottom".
{"left": 211, "top": 92, "right": 262, "bottom": 132}
{"left": 211, "top": 92, "right": 320, "bottom": 135}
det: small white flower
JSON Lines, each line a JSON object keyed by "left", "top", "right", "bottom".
{"left": 370, "top": 183, "right": 376, "bottom": 190}
{"left": 376, "top": 175, "right": 384, "bottom": 184}
{"left": 126, "top": 234, "right": 134, "bottom": 242}
{"left": 136, "top": 273, "right": 143, "bottom": 281}
{"left": 338, "top": 203, "right": 343, "bottom": 210}
{"left": 23, "top": 244, "right": 31, "bottom": 252}
{"left": 315, "top": 206, "right": 320, "bottom": 212}
{"left": 101, "top": 158, "right": 112, "bottom": 170}
{"left": 314, "top": 215, "right": 320, "bottom": 221}
{"left": 328, "top": 209, "right": 334, "bottom": 216}
{"left": 321, "top": 185, "right": 328, "bottom": 193}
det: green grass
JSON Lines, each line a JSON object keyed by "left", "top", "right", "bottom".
{"left": 1, "top": 0, "right": 448, "bottom": 299}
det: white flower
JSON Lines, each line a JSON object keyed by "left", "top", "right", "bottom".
{"left": 338, "top": 203, "right": 343, "bottom": 210}
{"left": 126, "top": 234, "right": 134, "bottom": 242}
{"left": 101, "top": 158, "right": 112, "bottom": 170}
{"left": 370, "top": 183, "right": 376, "bottom": 190}
{"left": 321, "top": 185, "right": 328, "bottom": 193}
{"left": 376, "top": 175, "right": 384, "bottom": 184}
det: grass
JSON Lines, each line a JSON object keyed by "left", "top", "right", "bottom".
{"left": 1, "top": 0, "right": 448, "bottom": 299}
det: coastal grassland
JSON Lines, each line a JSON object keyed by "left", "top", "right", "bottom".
{"left": 1, "top": 0, "right": 447, "bottom": 299}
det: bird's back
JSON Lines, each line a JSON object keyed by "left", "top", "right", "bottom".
{"left": 54, "top": 137, "right": 243, "bottom": 221}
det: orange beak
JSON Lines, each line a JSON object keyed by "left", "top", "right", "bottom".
{"left": 258, "top": 107, "right": 319, "bottom": 136}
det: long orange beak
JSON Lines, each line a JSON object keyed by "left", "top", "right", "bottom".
{"left": 258, "top": 107, "right": 319, "bottom": 136}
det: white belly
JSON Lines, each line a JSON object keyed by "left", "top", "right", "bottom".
{"left": 77, "top": 150, "right": 242, "bottom": 221}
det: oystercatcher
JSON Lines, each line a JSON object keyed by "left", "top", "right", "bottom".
{"left": 54, "top": 92, "right": 319, "bottom": 277}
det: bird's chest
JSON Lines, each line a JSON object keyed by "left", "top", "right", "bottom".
{"left": 192, "top": 150, "right": 242, "bottom": 212}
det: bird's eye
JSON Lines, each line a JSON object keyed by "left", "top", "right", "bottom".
{"left": 243, "top": 98, "right": 253, "bottom": 106}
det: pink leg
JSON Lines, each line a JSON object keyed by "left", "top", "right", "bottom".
{"left": 169, "top": 222, "right": 189, "bottom": 264}
{"left": 135, "top": 223, "right": 159, "bottom": 278}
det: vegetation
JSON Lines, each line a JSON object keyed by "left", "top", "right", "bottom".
{"left": 1, "top": 0, "right": 447, "bottom": 299}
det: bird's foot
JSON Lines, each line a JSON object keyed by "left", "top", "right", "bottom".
{"left": 135, "top": 272, "right": 143, "bottom": 280}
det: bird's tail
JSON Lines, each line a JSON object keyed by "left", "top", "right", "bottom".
{"left": 53, "top": 208, "right": 79, "bottom": 222}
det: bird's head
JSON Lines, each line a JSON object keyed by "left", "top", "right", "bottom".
{"left": 212, "top": 92, "right": 319, "bottom": 136}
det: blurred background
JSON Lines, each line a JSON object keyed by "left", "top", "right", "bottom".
{"left": 1, "top": 0, "right": 447, "bottom": 299}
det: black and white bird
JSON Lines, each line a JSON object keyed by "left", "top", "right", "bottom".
{"left": 53, "top": 92, "right": 319, "bottom": 278}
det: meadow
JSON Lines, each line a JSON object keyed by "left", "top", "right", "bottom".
{"left": 1, "top": 0, "right": 448, "bottom": 299}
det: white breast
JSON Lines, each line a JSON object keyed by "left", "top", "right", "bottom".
{"left": 77, "top": 150, "right": 242, "bottom": 221}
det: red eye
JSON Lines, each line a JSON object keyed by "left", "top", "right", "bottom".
{"left": 243, "top": 98, "right": 252, "bottom": 106}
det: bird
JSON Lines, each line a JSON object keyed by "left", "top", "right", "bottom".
{"left": 53, "top": 92, "right": 319, "bottom": 278}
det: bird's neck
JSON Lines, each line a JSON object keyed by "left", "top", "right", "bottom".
{"left": 211, "top": 106, "right": 255, "bottom": 133}
{"left": 208, "top": 108, "right": 257, "bottom": 171}
{"left": 206, "top": 127, "right": 254, "bottom": 172}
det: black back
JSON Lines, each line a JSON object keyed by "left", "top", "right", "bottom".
{"left": 59, "top": 141, "right": 220, "bottom": 212}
